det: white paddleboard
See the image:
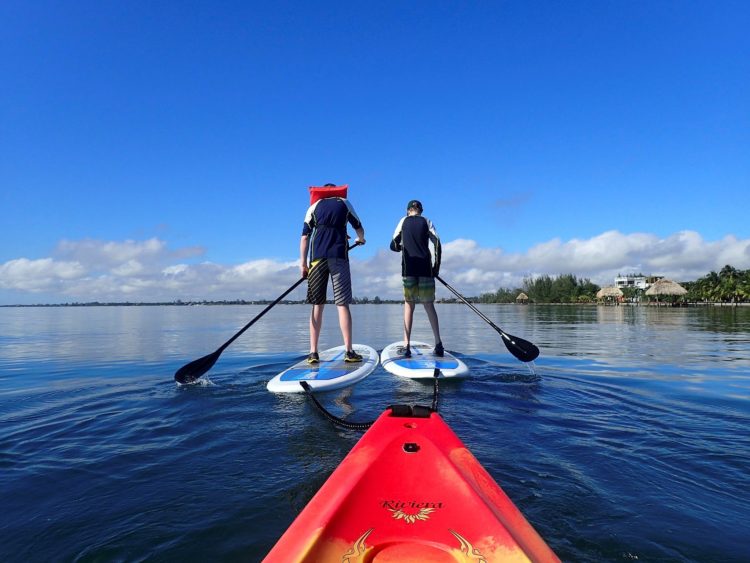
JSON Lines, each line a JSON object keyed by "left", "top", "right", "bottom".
{"left": 267, "top": 344, "right": 379, "bottom": 393}
{"left": 380, "top": 341, "right": 469, "bottom": 379}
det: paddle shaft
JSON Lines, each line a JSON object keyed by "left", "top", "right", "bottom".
{"left": 175, "top": 242, "right": 361, "bottom": 382}
{"left": 435, "top": 275, "right": 510, "bottom": 338}
{"left": 218, "top": 241, "right": 362, "bottom": 352}
{"left": 435, "top": 275, "right": 540, "bottom": 362}
{"left": 218, "top": 277, "right": 305, "bottom": 353}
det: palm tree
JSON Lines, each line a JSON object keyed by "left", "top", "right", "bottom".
{"left": 738, "top": 276, "right": 750, "bottom": 302}
{"left": 718, "top": 265, "right": 739, "bottom": 302}
{"left": 703, "top": 271, "right": 721, "bottom": 302}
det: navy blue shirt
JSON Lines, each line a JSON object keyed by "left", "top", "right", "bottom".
{"left": 390, "top": 215, "right": 441, "bottom": 277}
{"left": 302, "top": 198, "right": 363, "bottom": 260}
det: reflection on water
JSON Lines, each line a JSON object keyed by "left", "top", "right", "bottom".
{"left": 2, "top": 303, "right": 750, "bottom": 373}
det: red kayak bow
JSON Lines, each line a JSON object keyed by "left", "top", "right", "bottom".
{"left": 265, "top": 406, "right": 560, "bottom": 562}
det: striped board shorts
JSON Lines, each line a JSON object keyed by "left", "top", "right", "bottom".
{"left": 403, "top": 276, "right": 435, "bottom": 304}
{"left": 307, "top": 258, "right": 353, "bottom": 305}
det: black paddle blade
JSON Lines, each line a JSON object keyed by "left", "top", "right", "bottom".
{"left": 174, "top": 349, "right": 221, "bottom": 384}
{"left": 500, "top": 332, "right": 540, "bottom": 363}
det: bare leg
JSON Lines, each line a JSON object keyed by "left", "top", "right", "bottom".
{"left": 423, "top": 302, "right": 442, "bottom": 345}
{"left": 309, "top": 304, "right": 324, "bottom": 353}
{"left": 403, "top": 301, "right": 416, "bottom": 346}
{"left": 337, "top": 304, "right": 353, "bottom": 351}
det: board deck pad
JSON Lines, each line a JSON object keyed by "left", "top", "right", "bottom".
{"left": 380, "top": 341, "right": 469, "bottom": 379}
{"left": 267, "top": 344, "right": 378, "bottom": 393}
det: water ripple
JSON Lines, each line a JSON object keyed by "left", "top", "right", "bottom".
{"left": 1, "top": 305, "right": 749, "bottom": 562}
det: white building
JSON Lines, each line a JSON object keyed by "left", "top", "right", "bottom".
{"left": 614, "top": 274, "right": 662, "bottom": 290}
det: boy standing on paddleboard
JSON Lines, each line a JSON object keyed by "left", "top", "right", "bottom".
{"left": 301, "top": 184, "right": 366, "bottom": 364}
{"left": 390, "top": 200, "right": 443, "bottom": 357}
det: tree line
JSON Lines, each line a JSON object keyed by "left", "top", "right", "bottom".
{"left": 683, "top": 265, "right": 750, "bottom": 303}
{"left": 477, "top": 265, "right": 750, "bottom": 304}
{"left": 479, "top": 274, "right": 600, "bottom": 304}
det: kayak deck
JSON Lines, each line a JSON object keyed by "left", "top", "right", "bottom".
{"left": 264, "top": 406, "right": 559, "bottom": 562}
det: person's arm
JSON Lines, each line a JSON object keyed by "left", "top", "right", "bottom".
{"left": 300, "top": 235, "right": 310, "bottom": 278}
{"left": 301, "top": 202, "right": 316, "bottom": 278}
{"left": 432, "top": 239, "right": 442, "bottom": 276}
{"left": 354, "top": 226, "right": 366, "bottom": 245}
{"left": 390, "top": 217, "right": 405, "bottom": 252}
{"left": 428, "top": 219, "right": 441, "bottom": 276}
{"left": 344, "top": 199, "right": 366, "bottom": 244}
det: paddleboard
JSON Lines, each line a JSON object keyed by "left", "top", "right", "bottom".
{"left": 267, "top": 344, "right": 378, "bottom": 393}
{"left": 380, "top": 340, "right": 469, "bottom": 378}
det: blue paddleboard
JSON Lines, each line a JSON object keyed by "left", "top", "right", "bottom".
{"left": 267, "top": 344, "right": 378, "bottom": 393}
{"left": 380, "top": 340, "right": 469, "bottom": 379}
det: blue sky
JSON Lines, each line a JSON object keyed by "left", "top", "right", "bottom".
{"left": 1, "top": 1, "right": 749, "bottom": 304}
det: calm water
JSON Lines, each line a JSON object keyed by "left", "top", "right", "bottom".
{"left": 1, "top": 304, "right": 749, "bottom": 562}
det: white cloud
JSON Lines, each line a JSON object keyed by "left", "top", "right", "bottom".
{"left": 0, "top": 258, "right": 85, "bottom": 292}
{"left": 1, "top": 231, "right": 750, "bottom": 304}
{"left": 111, "top": 259, "right": 144, "bottom": 277}
{"left": 54, "top": 238, "right": 204, "bottom": 271}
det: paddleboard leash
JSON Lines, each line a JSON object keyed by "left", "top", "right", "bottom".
{"left": 300, "top": 369, "right": 442, "bottom": 431}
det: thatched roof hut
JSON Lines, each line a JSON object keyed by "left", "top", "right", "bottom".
{"left": 516, "top": 292, "right": 529, "bottom": 303}
{"left": 645, "top": 279, "right": 687, "bottom": 296}
{"left": 596, "top": 286, "right": 623, "bottom": 299}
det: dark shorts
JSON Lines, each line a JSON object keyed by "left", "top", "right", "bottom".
{"left": 307, "top": 258, "right": 353, "bottom": 305}
{"left": 403, "top": 276, "right": 435, "bottom": 303}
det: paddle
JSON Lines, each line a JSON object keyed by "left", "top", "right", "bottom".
{"left": 175, "top": 242, "right": 362, "bottom": 384}
{"left": 435, "top": 275, "right": 540, "bottom": 363}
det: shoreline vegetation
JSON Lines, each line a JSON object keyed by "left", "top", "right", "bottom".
{"left": 476, "top": 264, "right": 750, "bottom": 306}
{"left": 3, "top": 265, "right": 749, "bottom": 308}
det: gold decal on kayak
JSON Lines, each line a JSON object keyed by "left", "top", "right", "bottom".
{"left": 389, "top": 506, "right": 435, "bottom": 523}
{"left": 341, "top": 527, "right": 487, "bottom": 562}
{"left": 341, "top": 528, "right": 373, "bottom": 563}
{"left": 450, "top": 529, "right": 488, "bottom": 562}
{"left": 381, "top": 500, "right": 442, "bottom": 524}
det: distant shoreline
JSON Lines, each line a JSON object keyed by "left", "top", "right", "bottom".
{"left": 2, "top": 301, "right": 748, "bottom": 308}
